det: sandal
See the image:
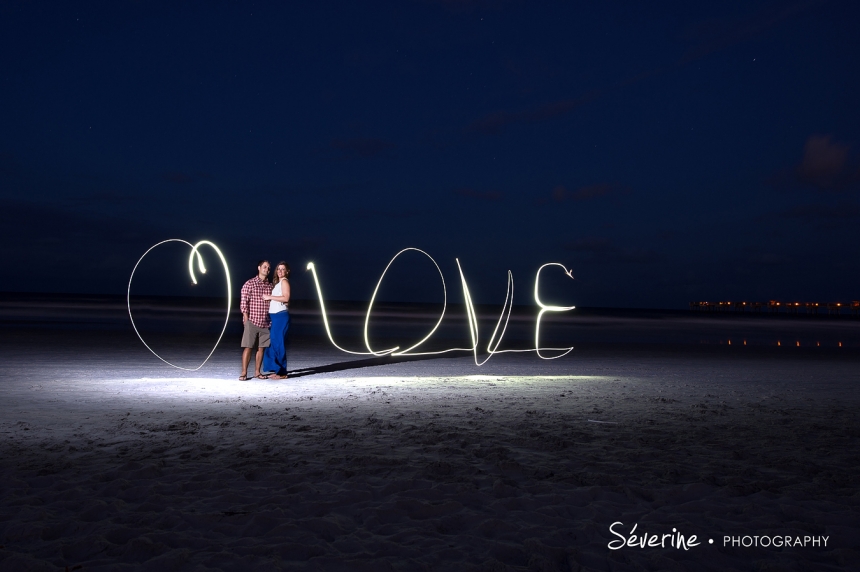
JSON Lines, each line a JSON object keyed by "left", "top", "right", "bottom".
{"left": 254, "top": 374, "right": 269, "bottom": 380}
{"left": 238, "top": 374, "right": 249, "bottom": 381}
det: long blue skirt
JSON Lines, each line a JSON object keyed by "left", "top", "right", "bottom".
{"left": 263, "top": 311, "right": 290, "bottom": 375}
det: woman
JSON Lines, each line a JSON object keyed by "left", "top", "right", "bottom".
{"left": 262, "top": 261, "right": 291, "bottom": 379}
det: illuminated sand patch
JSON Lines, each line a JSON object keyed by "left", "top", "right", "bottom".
{"left": 36, "top": 375, "right": 615, "bottom": 407}
{"left": 1, "top": 346, "right": 857, "bottom": 571}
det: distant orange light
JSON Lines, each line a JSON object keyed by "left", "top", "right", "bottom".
{"left": 796, "top": 341, "right": 800, "bottom": 347}
{"left": 743, "top": 340, "right": 747, "bottom": 345}
{"left": 839, "top": 342, "right": 843, "bottom": 347}
{"left": 777, "top": 341, "right": 781, "bottom": 346}
{"left": 728, "top": 340, "right": 731, "bottom": 345}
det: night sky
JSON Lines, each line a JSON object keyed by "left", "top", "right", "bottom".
{"left": 2, "top": 0, "right": 859, "bottom": 308}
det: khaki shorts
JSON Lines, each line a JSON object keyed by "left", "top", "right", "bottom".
{"left": 241, "top": 320, "right": 271, "bottom": 348}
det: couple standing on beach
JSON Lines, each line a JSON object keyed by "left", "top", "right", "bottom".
{"left": 239, "top": 260, "right": 291, "bottom": 381}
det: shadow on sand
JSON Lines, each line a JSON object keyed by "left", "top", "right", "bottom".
{"left": 285, "top": 350, "right": 471, "bottom": 378}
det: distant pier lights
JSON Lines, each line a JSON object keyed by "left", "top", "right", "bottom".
{"left": 690, "top": 300, "right": 860, "bottom": 316}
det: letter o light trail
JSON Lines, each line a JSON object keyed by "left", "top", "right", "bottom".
{"left": 129, "top": 242, "right": 576, "bottom": 371}
{"left": 307, "top": 247, "right": 577, "bottom": 365}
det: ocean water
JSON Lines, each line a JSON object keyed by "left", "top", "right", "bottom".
{"left": 3, "top": 292, "right": 860, "bottom": 352}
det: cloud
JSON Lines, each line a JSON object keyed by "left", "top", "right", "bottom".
{"left": 678, "top": 0, "right": 824, "bottom": 65}
{"left": 330, "top": 137, "right": 395, "bottom": 159}
{"left": 0, "top": 197, "right": 169, "bottom": 291}
{"left": 458, "top": 2, "right": 821, "bottom": 143}
{"left": 555, "top": 183, "right": 611, "bottom": 202}
{"left": 418, "top": 0, "right": 517, "bottom": 13}
{"left": 773, "top": 202, "right": 860, "bottom": 229}
{"left": 464, "top": 2, "right": 821, "bottom": 139}
{"left": 344, "top": 49, "right": 387, "bottom": 72}
{"left": 304, "top": 182, "right": 365, "bottom": 195}
{"left": 66, "top": 190, "right": 138, "bottom": 206}
{"left": 745, "top": 252, "right": 792, "bottom": 267}
{"left": 564, "top": 237, "right": 658, "bottom": 264}
{"left": 353, "top": 208, "right": 423, "bottom": 220}
{"left": 0, "top": 152, "right": 23, "bottom": 178}
{"left": 795, "top": 135, "right": 860, "bottom": 192}
{"left": 162, "top": 171, "right": 193, "bottom": 184}
{"left": 456, "top": 2, "right": 820, "bottom": 145}
{"left": 611, "top": 2, "right": 823, "bottom": 95}
{"left": 269, "top": 236, "right": 327, "bottom": 256}
{"left": 565, "top": 237, "right": 615, "bottom": 255}
{"left": 538, "top": 182, "right": 625, "bottom": 205}
{"left": 467, "top": 91, "right": 599, "bottom": 136}
{"left": 454, "top": 187, "right": 502, "bottom": 201}
{"left": 766, "top": 135, "right": 860, "bottom": 193}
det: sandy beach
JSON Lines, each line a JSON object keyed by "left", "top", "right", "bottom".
{"left": 1, "top": 301, "right": 859, "bottom": 571}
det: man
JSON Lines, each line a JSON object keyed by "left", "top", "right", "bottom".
{"left": 239, "top": 260, "right": 273, "bottom": 380}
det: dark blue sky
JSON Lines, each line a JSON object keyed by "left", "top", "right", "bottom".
{"left": 2, "top": 0, "right": 859, "bottom": 308}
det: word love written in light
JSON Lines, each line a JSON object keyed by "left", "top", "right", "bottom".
{"left": 128, "top": 242, "right": 574, "bottom": 371}
{"left": 128, "top": 239, "right": 232, "bottom": 371}
{"left": 307, "top": 247, "right": 576, "bottom": 365}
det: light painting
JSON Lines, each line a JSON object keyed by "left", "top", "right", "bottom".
{"left": 130, "top": 242, "right": 575, "bottom": 370}
{"left": 128, "top": 239, "right": 232, "bottom": 371}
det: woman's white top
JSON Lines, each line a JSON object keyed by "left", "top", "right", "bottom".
{"left": 269, "top": 280, "right": 288, "bottom": 314}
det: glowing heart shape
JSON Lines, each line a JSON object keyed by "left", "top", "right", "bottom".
{"left": 127, "top": 239, "right": 232, "bottom": 371}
